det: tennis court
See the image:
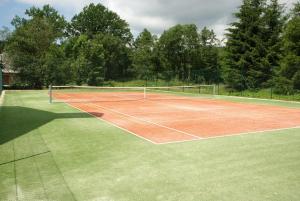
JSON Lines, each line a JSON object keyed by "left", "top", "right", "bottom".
{"left": 51, "top": 86, "right": 300, "bottom": 144}
{"left": 1, "top": 89, "right": 300, "bottom": 200}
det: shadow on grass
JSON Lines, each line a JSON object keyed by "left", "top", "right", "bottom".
{"left": 0, "top": 106, "right": 102, "bottom": 145}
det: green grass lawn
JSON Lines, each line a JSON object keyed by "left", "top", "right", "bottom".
{"left": 1, "top": 90, "right": 300, "bottom": 201}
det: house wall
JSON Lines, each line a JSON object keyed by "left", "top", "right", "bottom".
{"left": 3, "top": 73, "right": 16, "bottom": 85}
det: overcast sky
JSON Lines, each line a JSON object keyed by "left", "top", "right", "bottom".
{"left": 0, "top": 0, "right": 298, "bottom": 39}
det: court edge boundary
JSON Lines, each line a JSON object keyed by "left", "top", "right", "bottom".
{"left": 59, "top": 101, "right": 300, "bottom": 145}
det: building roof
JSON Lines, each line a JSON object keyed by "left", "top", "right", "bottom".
{"left": 2, "top": 69, "right": 19, "bottom": 74}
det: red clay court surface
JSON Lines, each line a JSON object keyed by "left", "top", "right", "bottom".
{"left": 53, "top": 92, "right": 300, "bottom": 144}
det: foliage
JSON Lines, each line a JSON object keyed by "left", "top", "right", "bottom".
{"left": 2, "top": 1, "right": 299, "bottom": 95}
{"left": 132, "top": 29, "right": 157, "bottom": 79}
{"left": 70, "top": 3, "right": 132, "bottom": 44}
{"left": 5, "top": 5, "right": 67, "bottom": 88}
{"left": 67, "top": 3, "right": 133, "bottom": 83}
{"left": 225, "top": 0, "right": 284, "bottom": 90}
{"left": 279, "top": 2, "right": 300, "bottom": 90}
{"left": 6, "top": 18, "right": 55, "bottom": 88}
{"left": 25, "top": 5, "right": 67, "bottom": 38}
{"left": 43, "top": 45, "right": 71, "bottom": 86}
{"left": 0, "top": 27, "right": 11, "bottom": 53}
{"left": 199, "top": 27, "right": 221, "bottom": 84}
{"left": 65, "top": 34, "right": 105, "bottom": 85}
{"left": 263, "top": 0, "right": 286, "bottom": 76}
{"left": 158, "top": 24, "right": 200, "bottom": 81}
{"left": 273, "top": 76, "right": 294, "bottom": 94}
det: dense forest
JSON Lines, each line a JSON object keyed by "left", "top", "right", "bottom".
{"left": 0, "top": 0, "right": 299, "bottom": 94}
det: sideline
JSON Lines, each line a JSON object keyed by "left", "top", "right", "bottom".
{"left": 215, "top": 94, "right": 300, "bottom": 105}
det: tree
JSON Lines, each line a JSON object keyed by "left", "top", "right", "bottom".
{"left": 0, "top": 27, "right": 10, "bottom": 53}
{"left": 65, "top": 34, "right": 105, "bottom": 85}
{"left": 6, "top": 17, "right": 55, "bottom": 88}
{"left": 132, "top": 29, "right": 156, "bottom": 79}
{"left": 25, "top": 5, "right": 67, "bottom": 38}
{"left": 225, "top": 0, "right": 268, "bottom": 90}
{"left": 68, "top": 3, "right": 133, "bottom": 82}
{"left": 6, "top": 5, "right": 67, "bottom": 88}
{"left": 158, "top": 24, "right": 200, "bottom": 81}
{"left": 70, "top": 3, "right": 132, "bottom": 43}
{"left": 64, "top": 34, "right": 105, "bottom": 86}
{"left": 43, "top": 45, "right": 71, "bottom": 86}
{"left": 100, "top": 34, "right": 132, "bottom": 80}
{"left": 263, "top": 0, "right": 285, "bottom": 83}
{"left": 279, "top": 1, "right": 300, "bottom": 91}
{"left": 198, "top": 27, "right": 221, "bottom": 84}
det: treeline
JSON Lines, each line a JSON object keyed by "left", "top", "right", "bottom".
{"left": 225, "top": 0, "right": 300, "bottom": 94}
{"left": 0, "top": 0, "right": 299, "bottom": 94}
{"left": 0, "top": 4, "right": 220, "bottom": 88}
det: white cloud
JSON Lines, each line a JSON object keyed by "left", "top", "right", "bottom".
{"left": 16, "top": 0, "right": 103, "bottom": 11}
{"left": 15, "top": 0, "right": 298, "bottom": 38}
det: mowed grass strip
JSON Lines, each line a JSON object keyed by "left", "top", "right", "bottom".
{"left": 0, "top": 90, "right": 300, "bottom": 200}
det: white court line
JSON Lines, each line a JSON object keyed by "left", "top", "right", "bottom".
{"left": 63, "top": 101, "right": 300, "bottom": 145}
{"left": 215, "top": 94, "right": 300, "bottom": 105}
{"left": 54, "top": 93, "right": 300, "bottom": 145}
{"left": 140, "top": 96, "right": 300, "bottom": 144}
{"left": 55, "top": 93, "right": 159, "bottom": 144}
{"left": 64, "top": 102, "right": 159, "bottom": 144}
{"left": 89, "top": 103, "right": 202, "bottom": 140}
{"left": 158, "top": 125, "right": 300, "bottom": 145}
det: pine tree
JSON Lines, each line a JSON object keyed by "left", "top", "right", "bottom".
{"left": 263, "top": 0, "right": 285, "bottom": 84}
{"left": 279, "top": 2, "right": 300, "bottom": 91}
{"left": 225, "top": 0, "right": 268, "bottom": 90}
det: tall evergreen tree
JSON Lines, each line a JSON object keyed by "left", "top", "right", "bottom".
{"left": 263, "top": 0, "right": 285, "bottom": 84}
{"left": 225, "top": 0, "right": 267, "bottom": 90}
{"left": 279, "top": 2, "right": 300, "bottom": 91}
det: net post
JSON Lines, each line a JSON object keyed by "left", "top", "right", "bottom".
{"left": 49, "top": 84, "right": 52, "bottom": 103}
{"left": 144, "top": 87, "right": 146, "bottom": 99}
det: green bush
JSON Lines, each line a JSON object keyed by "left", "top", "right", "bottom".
{"left": 292, "top": 71, "right": 300, "bottom": 90}
{"left": 273, "top": 77, "right": 294, "bottom": 95}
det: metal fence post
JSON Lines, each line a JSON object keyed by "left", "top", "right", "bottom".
{"left": 49, "top": 85, "right": 52, "bottom": 104}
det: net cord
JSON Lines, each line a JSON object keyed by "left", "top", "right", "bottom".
{"left": 49, "top": 85, "right": 216, "bottom": 103}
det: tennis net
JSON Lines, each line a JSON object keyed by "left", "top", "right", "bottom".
{"left": 49, "top": 85, "right": 216, "bottom": 103}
